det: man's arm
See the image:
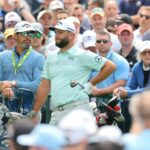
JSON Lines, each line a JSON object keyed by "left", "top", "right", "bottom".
{"left": 92, "top": 80, "right": 126, "bottom": 96}
{"left": 33, "top": 78, "right": 51, "bottom": 113}
{"left": 89, "top": 60, "right": 116, "bottom": 85}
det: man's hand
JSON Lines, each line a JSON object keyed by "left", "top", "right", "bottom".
{"left": 2, "top": 88, "right": 14, "bottom": 99}
{"left": 113, "top": 87, "right": 128, "bottom": 98}
{"left": 91, "top": 86, "right": 101, "bottom": 96}
{"left": 1, "top": 81, "right": 16, "bottom": 89}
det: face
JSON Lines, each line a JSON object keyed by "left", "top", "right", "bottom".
{"left": 55, "top": 29, "right": 72, "bottom": 48}
{"left": 31, "top": 31, "right": 44, "bottom": 47}
{"left": 104, "top": 2, "right": 119, "bottom": 18}
{"left": 96, "top": 34, "right": 112, "bottom": 54}
{"left": 5, "top": 35, "right": 16, "bottom": 49}
{"left": 118, "top": 30, "right": 133, "bottom": 46}
{"left": 15, "top": 31, "right": 34, "bottom": 49}
{"left": 5, "top": 21, "right": 17, "bottom": 29}
{"left": 139, "top": 9, "right": 150, "bottom": 30}
{"left": 71, "top": 8, "right": 83, "bottom": 24}
{"left": 39, "top": 13, "right": 53, "bottom": 29}
{"left": 64, "top": 0, "right": 78, "bottom": 9}
{"left": 140, "top": 49, "right": 150, "bottom": 66}
{"left": 91, "top": 14, "right": 106, "bottom": 32}
{"left": 56, "top": 13, "right": 68, "bottom": 22}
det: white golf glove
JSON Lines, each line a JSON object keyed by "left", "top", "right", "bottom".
{"left": 83, "top": 82, "right": 93, "bottom": 95}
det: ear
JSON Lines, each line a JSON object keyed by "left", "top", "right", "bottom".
{"left": 69, "top": 32, "right": 75, "bottom": 40}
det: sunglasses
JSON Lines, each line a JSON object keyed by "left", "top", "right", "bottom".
{"left": 141, "top": 51, "right": 150, "bottom": 56}
{"left": 140, "top": 14, "right": 150, "bottom": 20}
{"left": 33, "top": 32, "right": 42, "bottom": 39}
{"left": 96, "top": 40, "right": 110, "bottom": 44}
{"left": 20, "top": 32, "right": 34, "bottom": 38}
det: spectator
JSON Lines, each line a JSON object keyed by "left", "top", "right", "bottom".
{"left": 17, "top": 124, "right": 67, "bottom": 150}
{"left": 58, "top": 109, "right": 97, "bottom": 150}
{"left": 134, "top": 6, "right": 150, "bottom": 46}
{"left": 90, "top": 31, "right": 129, "bottom": 108}
{"left": 37, "top": 9, "right": 55, "bottom": 45}
{"left": 33, "top": 19, "right": 116, "bottom": 125}
{"left": 4, "top": 28, "right": 16, "bottom": 50}
{"left": 124, "top": 90, "right": 150, "bottom": 150}
{"left": 82, "top": 30, "right": 97, "bottom": 53}
{"left": 4, "top": 11, "right": 22, "bottom": 29}
{"left": 7, "top": 118, "right": 34, "bottom": 150}
{"left": 104, "top": 0, "right": 119, "bottom": 20}
{"left": 90, "top": 7, "right": 121, "bottom": 52}
{"left": 31, "top": 22, "right": 47, "bottom": 57}
{"left": 114, "top": 40, "right": 150, "bottom": 98}
{"left": 70, "top": 3, "right": 91, "bottom": 34}
{"left": 117, "top": 23, "right": 138, "bottom": 71}
{"left": 0, "top": 21, "right": 45, "bottom": 116}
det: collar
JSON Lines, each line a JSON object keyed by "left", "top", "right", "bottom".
{"left": 57, "top": 44, "right": 78, "bottom": 54}
{"left": 143, "top": 63, "right": 150, "bottom": 71}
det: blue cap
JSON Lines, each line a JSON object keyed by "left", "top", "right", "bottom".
{"left": 17, "top": 124, "right": 67, "bottom": 150}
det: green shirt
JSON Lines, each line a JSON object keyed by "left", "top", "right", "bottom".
{"left": 42, "top": 45, "right": 106, "bottom": 109}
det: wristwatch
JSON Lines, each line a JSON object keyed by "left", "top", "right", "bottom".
{"left": 11, "top": 80, "right": 16, "bottom": 87}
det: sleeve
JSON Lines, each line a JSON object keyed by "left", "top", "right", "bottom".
{"left": 114, "top": 58, "right": 130, "bottom": 81}
{"left": 81, "top": 51, "right": 106, "bottom": 71}
{"left": 16, "top": 55, "right": 45, "bottom": 92}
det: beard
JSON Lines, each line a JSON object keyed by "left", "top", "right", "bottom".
{"left": 55, "top": 38, "right": 69, "bottom": 48}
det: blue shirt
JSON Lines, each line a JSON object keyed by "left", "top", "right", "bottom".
{"left": 0, "top": 47, "right": 45, "bottom": 92}
{"left": 42, "top": 45, "right": 106, "bottom": 109}
{"left": 90, "top": 50, "right": 130, "bottom": 89}
{"left": 126, "top": 61, "right": 150, "bottom": 97}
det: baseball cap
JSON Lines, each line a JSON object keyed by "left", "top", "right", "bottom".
{"left": 58, "top": 109, "right": 97, "bottom": 145}
{"left": 117, "top": 23, "right": 133, "bottom": 35}
{"left": 37, "top": 10, "right": 53, "bottom": 21}
{"left": 5, "top": 11, "right": 21, "bottom": 25}
{"left": 31, "top": 22, "right": 44, "bottom": 34}
{"left": 49, "top": 0, "right": 64, "bottom": 10}
{"left": 89, "top": 125, "right": 122, "bottom": 144}
{"left": 66, "top": 16, "right": 80, "bottom": 25}
{"left": 82, "top": 30, "right": 96, "bottom": 48}
{"left": 17, "top": 124, "right": 67, "bottom": 150}
{"left": 14, "top": 21, "right": 34, "bottom": 33}
{"left": 140, "top": 41, "right": 150, "bottom": 52}
{"left": 91, "top": 7, "right": 105, "bottom": 18}
{"left": 49, "top": 19, "right": 76, "bottom": 33}
{"left": 4, "top": 28, "right": 14, "bottom": 39}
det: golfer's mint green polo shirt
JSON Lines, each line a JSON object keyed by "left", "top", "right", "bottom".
{"left": 42, "top": 45, "right": 106, "bottom": 109}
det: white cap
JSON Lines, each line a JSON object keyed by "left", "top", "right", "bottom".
{"left": 5, "top": 11, "right": 22, "bottom": 25}
{"left": 82, "top": 30, "right": 96, "bottom": 48}
{"left": 49, "top": 0, "right": 64, "bottom": 10}
{"left": 89, "top": 125, "right": 122, "bottom": 144}
{"left": 14, "top": 21, "right": 34, "bottom": 33}
{"left": 17, "top": 124, "right": 67, "bottom": 150}
{"left": 32, "top": 22, "right": 44, "bottom": 34}
{"left": 37, "top": 10, "right": 53, "bottom": 21}
{"left": 49, "top": 19, "right": 76, "bottom": 33}
{"left": 58, "top": 109, "right": 97, "bottom": 145}
{"left": 140, "top": 40, "right": 150, "bottom": 52}
{"left": 66, "top": 16, "right": 80, "bottom": 25}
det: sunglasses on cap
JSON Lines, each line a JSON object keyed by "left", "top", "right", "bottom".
{"left": 20, "top": 31, "right": 35, "bottom": 38}
{"left": 96, "top": 39, "right": 110, "bottom": 44}
{"left": 140, "top": 14, "right": 150, "bottom": 20}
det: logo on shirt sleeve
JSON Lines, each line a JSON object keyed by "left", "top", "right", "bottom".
{"left": 95, "top": 56, "right": 102, "bottom": 63}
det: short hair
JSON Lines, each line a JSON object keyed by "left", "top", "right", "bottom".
{"left": 70, "top": 3, "right": 84, "bottom": 13}
{"left": 96, "top": 31, "right": 111, "bottom": 41}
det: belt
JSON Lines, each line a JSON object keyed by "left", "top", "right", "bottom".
{"left": 53, "top": 100, "right": 89, "bottom": 111}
